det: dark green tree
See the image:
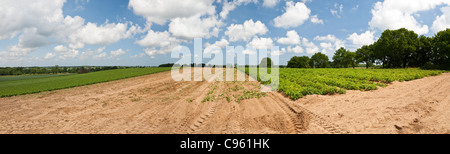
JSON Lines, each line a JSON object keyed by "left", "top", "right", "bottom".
{"left": 356, "top": 45, "right": 375, "bottom": 68}
{"left": 373, "top": 30, "right": 391, "bottom": 68}
{"left": 309, "top": 52, "right": 329, "bottom": 68}
{"left": 432, "top": 28, "right": 450, "bottom": 70}
{"left": 287, "top": 56, "right": 310, "bottom": 68}
{"left": 51, "top": 65, "right": 60, "bottom": 74}
{"left": 158, "top": 63, "right": 175, "bottom": 67}
{"left": 12, "top": 67, "right": 23, "bottom": 75}
{"left": 410, "top": 35, "right": 432, "bottom": 67}
{"left": 397, "top": 28, "right": 419, "bottom": 68}
{"left": 373, "top": 28, "right": 418, "bottom": 68}
{"left": 259, "top": 57, "right": 273, "bottom": 68}
{"left": 333, "top": 47, "right": 346, "bottom": 68}
{"left": 346, "top": 51, "right": 357, "bottom": 68}
{"left": 332, "top": 47, "right": 356, "bottom": 68}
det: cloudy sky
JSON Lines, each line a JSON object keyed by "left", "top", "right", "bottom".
{"left": 1, "top": 0, "right": 450, "bottom": 67}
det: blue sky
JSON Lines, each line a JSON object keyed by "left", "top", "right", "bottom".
{"left": 1, "top": 0, "right": 449, "bottom": 67}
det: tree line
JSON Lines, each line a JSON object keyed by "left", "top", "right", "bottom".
{"left": 288, "top": 28, "right": 450, "bottom": 70}
{"left": 0, "top": 66, "right": 137, "bottom": 76}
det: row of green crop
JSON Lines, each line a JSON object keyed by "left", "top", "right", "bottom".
{"left": 240, "top": 67, "right": 444, "bottom": 100}
{"left": 0, "top": 67, "right": 171, "bottom": 97}
{"left": 0, "top": 74, "right": 73, "bottom": 82}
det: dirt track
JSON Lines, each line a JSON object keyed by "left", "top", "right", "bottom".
{"left": 0, "top": 69, "right": 449, "bottom": 134}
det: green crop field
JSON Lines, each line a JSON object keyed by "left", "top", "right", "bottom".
{"left": 0, "top": 67, "right": 171, "bottom": 97}
{"left": 242, "top": 68, "right": 445, "bottom": 100}
{"left": 0, "top": 74, "right": 74, "bottom": 82}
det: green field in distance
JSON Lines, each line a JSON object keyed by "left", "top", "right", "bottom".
{"left": 0, "top": 67, "right": 171, "bottom": 97}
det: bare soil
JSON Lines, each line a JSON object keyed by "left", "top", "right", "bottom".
{"left": 302, "top": 72, "right": 450, "bottom": 134}
{"left": 0, "top": 69, "right": 448, "bottom": 134}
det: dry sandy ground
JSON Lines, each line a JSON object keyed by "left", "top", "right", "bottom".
{"left": 0, "top": 68, "right": 448, "bottom": 134}
{"left": 302, "top": 72, "right": 450, "bottom": 134}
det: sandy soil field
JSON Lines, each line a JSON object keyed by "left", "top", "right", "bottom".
{"left": 0, "top": 68, "right": 448, "bottom": 134}
{"left": 302, "top": 72, "right": 450, "bottom": 134}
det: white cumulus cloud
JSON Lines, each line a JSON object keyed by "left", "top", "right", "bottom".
{"left": 137, "top": 30, "right": 181, "bottom": 58}
{"left": 110, "top": 49, "right": 127, "bottom": 59}
{"left": 369, "top": 0, "right": 450, "bottom": 35}
{"left": 0, "top": 0, "right": 66, "bottom": 40}
{"left": 144, "top": 48, "right": 165, "bottom": 59}
{"left": 310, "top": 15, "right": 324, "bottom": 24}
{"left": 271, "top": 48, "right": 286, "bottom": 55}
{"left": 0, "top": 0, "right": 89, "bottom": 63}
{"left": 274, "top": 1, "right": 311, "bottom": 29}
{"left": 277, "top": 30, "right": 300, "bottom": 45}
{"left": 44, "top": 52, "right": 55, "bottom": 60}
{"left": 347, "top": 31, "right": 376, "bottom": 49}
{"left": 263, "top": 0, "right": 279, "bottom": 8}
{"left": 319, "top": 42, "right": 333, "bottom": 54}
{"left": 137, "top": 30, "right": 179, "bottom": 48}
{"left": 128, "top": 0, "right": 215, "bottom": 25}
{"left": 169, "top": 15, "right": 222, "bottom": 39}
{"left": 69, "top": 22, "right": 133, "bottom": 49}
{"left": 432, "top": 6, "right": 450, "bottom": 33}
{"left": 302, "top": 38, "right": 320, "bottom": 54}
{"left": 286, "top": 45, "right": 304, "bottom": 53}
{"left": 54, "top": 45, "right": 80, "bottom": 60}
{"left": 248, "top": 37, "right": 274, "bottom": 50}
{"left": 242, "top": 49, "right": 257, "bottom": 55}
{"left": 225, "top": 19, "right": 268, "bottom": 42}
{"left": 314, "top": 34, "right": 346, "bottom": 52}
{"left": 205, "top": 38, "right": 230, "bottom": 48}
